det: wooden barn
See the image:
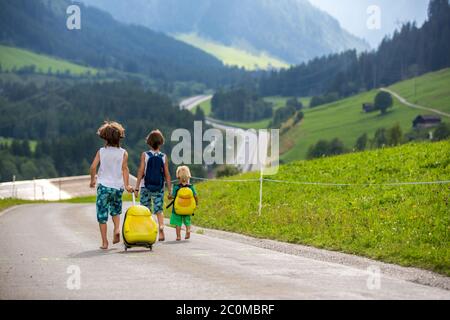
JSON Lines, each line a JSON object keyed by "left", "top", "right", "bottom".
{"left": 362, "top": 103, "right": 376, "bottom": 113}
{"left": 412, "top": 115, "right": 442, "bottom": 129}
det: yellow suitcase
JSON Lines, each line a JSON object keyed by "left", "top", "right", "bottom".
{"left": 123, "top": 194, "right": 158, "bottom": 251}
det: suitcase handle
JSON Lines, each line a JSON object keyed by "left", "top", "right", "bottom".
{"left": 132, "top": 192, "right": 136, "bottom": 206}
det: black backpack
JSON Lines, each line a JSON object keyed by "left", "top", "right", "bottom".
{"left": 144, "top": 152, "right": 165, "bottom": 192}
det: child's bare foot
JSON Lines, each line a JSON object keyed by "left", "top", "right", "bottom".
{"left": 159, "top": 228, "right": 165, "bottom": 242}
{"left": 100, "top": 241, "right": 109, "bottom": 250}
{"left": 185, "top": 232, "right": 191, "bottom": 240}
{"left": 113, "top": 231, "right": 120, "bottom": 244}
{"left": 176, "top": 237, "right": 181, "bottom": 241}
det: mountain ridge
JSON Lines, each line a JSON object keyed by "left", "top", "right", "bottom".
{"left": 81, "top": 0, "right": 369, "bottom": 64}
{"left": 0, "top": 0, "right": 240, "bottom": 85}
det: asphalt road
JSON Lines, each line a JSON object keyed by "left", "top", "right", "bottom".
{"left": 179, "top": 95, "right": 213, "bottom": 111}
{"left": 1, "top": 203, "right": 449, "bottom": 300}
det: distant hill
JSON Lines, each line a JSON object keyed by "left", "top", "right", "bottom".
{"left": 81, "top": 0, "right": 369, "bottom": 65}
{"left": 259, "top": 0, "right": 450, "bottom": 99}
{"left": 174, "top": 33, "right": 289, "bottom": 70}
{"left": 0, "top": 0, "right": 239, "bottom": 85}
{"left": 279, "top": 68, "right": 450, "bottom": 162}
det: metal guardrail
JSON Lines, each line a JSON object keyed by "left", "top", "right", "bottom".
{"left": 0, "top": 175, "right": 138, "bottom": 201}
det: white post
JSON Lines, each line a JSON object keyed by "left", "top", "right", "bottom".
{"left": 59, "top": 179, "right": 62, "bottom": 201}
{"left": 258, "top": 166, "right": 263, "bottom": 216}
{"left": 33, "top": 178, "right": 36, "bottom": 201}
{"left": 12, "top": 175, "right": 16, "bottom": 198}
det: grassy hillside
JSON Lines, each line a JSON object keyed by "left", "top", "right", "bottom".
{"left": 190, "top": 141, "right": 450, "bottom": 275}
{"left": 280, "top": 69, "right": 450, "bottom": 162}
{"left": 388, "top": 68, "right": 450, "bottom": 113}
{"left": 0, "top": 45, "right": 99, "bottom": 76}
{"left": 195, "top": 98, "right": 212, "bottom": 116}
{"left": 175, "top": 33, "right": 289, "bottom": 70}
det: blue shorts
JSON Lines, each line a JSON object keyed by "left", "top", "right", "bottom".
{"left": 140, "top": 187, "right": 164, "bottom": 214}
{"left": 96, "top": 184, "right": 124, "bottom": 224}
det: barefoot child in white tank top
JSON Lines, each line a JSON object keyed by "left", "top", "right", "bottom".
{"left": 89, "top": 121, "right": 133, "bottom": 250}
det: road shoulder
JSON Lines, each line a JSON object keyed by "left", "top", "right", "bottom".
{"left": 185, "top": 222, "right": 450, "bottom": 291}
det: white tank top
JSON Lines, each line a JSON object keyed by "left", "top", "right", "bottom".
{"left": 97, "top": 147, "right": 126, "bottom": 190}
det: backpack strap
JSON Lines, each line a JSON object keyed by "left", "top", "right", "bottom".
{"left": 166, "top": 184, "right": 182, "bottom": 209}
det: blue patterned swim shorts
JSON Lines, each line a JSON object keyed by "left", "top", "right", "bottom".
{"left": 96, "top": 184, "right": 124, "bottom": 224}
{"left": 140, "top": 187, "right": 164, "bottom": 214}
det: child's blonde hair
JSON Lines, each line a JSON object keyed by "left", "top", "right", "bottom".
{"left": 176, "top": 166, "right": 191, "bottom": 184}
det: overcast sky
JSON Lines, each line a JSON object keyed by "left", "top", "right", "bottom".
{"left": 308, "top": 0, "right": 429, "bottom": 48}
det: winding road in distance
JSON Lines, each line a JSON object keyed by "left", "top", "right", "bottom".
{"left": 179, "top": 95, "right": 266, "bottom": 173}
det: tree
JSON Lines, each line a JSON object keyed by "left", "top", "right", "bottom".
{"left": 329, "top": 138, "right": 346, "bottom": 155}
{"left": 387, "top": 124, "right": 403, "bottom": 146}
{"left": 307, "top": 140, "right": 330, "bottom": 159}
{"left": 294, "top": 111, "right": 304, "bottom": 125}
{"left": 21, "top": 140, "right": 32, "bottom": 157}
{"left": 374, "top": 91, "right": 393, "bottom": 115}
{"left": 0, "top": 159, "right": 19, "bottom": 182}
{"left": 20, "top": 160, "right": 39, "bottom": 179}
{"left": 211, "top": 89, "right": 272, "bottom": 122}
{"left": 194, "top": 107, "right": 205, "bottom": 122}
{"left": 270, "top": 104, "right": 296, "bottom": 128}
{"left": 355, "top": 133, "right": 368, "bottom": 151}
{"left": 286, "top": 98, "right": 303, "bottom": 111}
{"left": 433, "top": 123, "right": 450, "bottom": 141}
{"left": 307, "top": 138, "right": 347, "bottom": 159}
{"left": 373, "top": 128, "right": 388, "bottom": 147}
{"left": 309, "top": 96, "right": 325, "bottom": 108}
{"left": 216, "top": 165, "right": 240, "bottom": 178}
{"left": 10, "top": 140, "right": 23, "bottom": 156}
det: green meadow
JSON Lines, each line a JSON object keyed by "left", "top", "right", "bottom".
{"left": 388, "top": 68, "right": 450, "bottom": 113}
{"left": 0, "top": 45, "right": 99, "bottom": 76}
{"left": 192, "top": 141, "right": 450, "bottom": 275}
{"left": 280, "top": 69, "right": 450, "bottom": 162}
{"left": 0, "top": 137, "right": 38, "bottom": 153}
{"left": 175, "top": 33, "right": 289, "bottom": 70}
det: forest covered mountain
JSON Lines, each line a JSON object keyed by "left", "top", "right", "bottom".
{"left": 81, "top": 0, "right": 369, "bottom": 64}
{"left": 0, "top": 0, "right": 246, "bottom": 86}
{"left": 258, "top": 0, "right": 450, "bottom": 99}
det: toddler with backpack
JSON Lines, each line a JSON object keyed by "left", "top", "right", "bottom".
{"left": 167, "top": 166, "right": 198, "bottom": 241}
{"left": 134, "top": 130, "right": 172, "bottom": 242}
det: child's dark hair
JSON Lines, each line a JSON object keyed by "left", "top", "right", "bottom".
{"left": 146, "top": 130, "right": 165, "bottom": 150}
{"left": 97, "top": 121, "right": 125, "bottom": 147}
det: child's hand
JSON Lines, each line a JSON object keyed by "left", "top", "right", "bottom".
{"left": 125, "top": 185, "right": 134, "bottom": 193}
{"left": 168, "top": 194, "right": 174, "bottom": 200}
{"left": 134, "top": 189, "right": 139, "bottom": 198}
{"left": 89, "top": 180, "right": 96, "bottom": 188}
